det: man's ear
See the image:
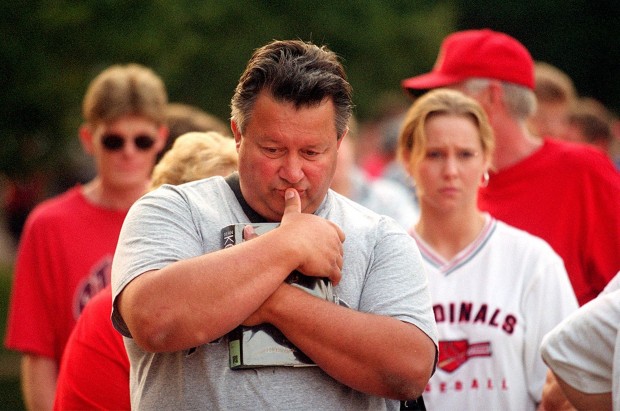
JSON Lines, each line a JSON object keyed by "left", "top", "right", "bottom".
{"left": 154, "top": 125, "right": 169, "bottom": 153}
{"left": 231, "top": 120, "right": 242, "bottom": 150}
{"left": 336, "top": 127, "right": 348, "bottom": 150}
{"left": 78, "top": 124, "right": 95, "bottom": 155}
{"left": 486, "top": 81, "right": 505, "bottom": 109}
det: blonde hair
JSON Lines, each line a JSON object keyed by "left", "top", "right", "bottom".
{"left": 82, "top": 63, "right": 168, "bottom": 125}
{"left": 149, "top": 131, "right": 238, "bottom": 190}
{"left": 398, "top": 88, "right": 495, "bottom": 169}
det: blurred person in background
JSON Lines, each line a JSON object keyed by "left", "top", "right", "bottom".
{"left": 1, "top": 173, "right": 47, "bottom": 247}
{"left": 377, "top": 112, "right": 419, "bottom": 199}
{"left": 161, "top": 102, "right": 231, "bottom": 160}
{"left": 356, "top": 92, "right": 410, "bottom": 180}
{"left": 4, "top": 63, "right": 169, "bottom": 410}
{"left": 563, "top": 97, "right": 620, "bottom": 169}
{"left": 401, "top": 29, "right": 620, "bottom": 306}
{"left": 54, "top": 131, "right": 238, "bottom": 411}
{"left": 398, "top": 88, "right": 577, "bottom": 410}
{"left": 150, "top": 131, "right": 238, "bottom": 189}
{"left": 330, "top": 116, "right": 419, "bottom": 228}
{"left": 528, "top": 61, "right": 577, "bottom": 139}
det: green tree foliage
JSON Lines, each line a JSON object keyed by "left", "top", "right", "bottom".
{"left": 455, "top": 0, "right": 620, "bottom": 115}
{"left": 0, "top": 0, "right": 456, "bottom": 183}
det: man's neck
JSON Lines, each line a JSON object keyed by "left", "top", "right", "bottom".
{"left": 415, "top": 209, "right": 486, "bottom": 261}
{"left": 81, "top": 178, "right": 148, "bottom": 210}
{"left": 225, "top": 172, "right": 271, "bottom": 223}
{"left": 492, "top": 121, "right": 543, "bottom": 171}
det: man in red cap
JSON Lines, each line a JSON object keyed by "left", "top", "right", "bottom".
{"left": 401, "top": 29, "right": 620, "bottom": 306}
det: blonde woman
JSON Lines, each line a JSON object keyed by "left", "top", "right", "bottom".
{"left": 150, "top": 131, "right": 237, "bottom": 190}
{"left": 398, "top": 88, "right": 578, "bottom": 411}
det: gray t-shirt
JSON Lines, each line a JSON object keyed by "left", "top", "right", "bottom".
{"left": 112, "top": 176, "right": 437, "bottom": 410}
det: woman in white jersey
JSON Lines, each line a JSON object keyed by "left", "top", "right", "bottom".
{"left": 397, "top": 88, "right": 578, "bottom": 411}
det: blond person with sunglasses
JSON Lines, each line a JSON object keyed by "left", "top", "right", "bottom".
{"left": 53, "top": 131, "right": 237, "bottom": 411}
{"left": 5, "top": 63, "right": 168, "bottom": 410}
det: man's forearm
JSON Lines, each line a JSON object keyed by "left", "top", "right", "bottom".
{"left": 554, "top": 373, "right": 611, "bottom": 411}
{"left": 263, "top": 284, "right": 436, "bottom": 400}
{"left": 21, "top": 354, "right": 57, "bottom": 411}
{"left": 119, "top": 230, "right": 308, "bottom": 352}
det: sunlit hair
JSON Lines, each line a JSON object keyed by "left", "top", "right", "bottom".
{"left": 82, "top": 63, "right": 168, "bottom": 126}
{"left": 230, "top": 39, "right": 353, "bottom": 139}
{"left": 149, "top": 131, "right": 238, "bottom": 190}
{"left": 397, "top": 88, "right": 495, "bottom": 170}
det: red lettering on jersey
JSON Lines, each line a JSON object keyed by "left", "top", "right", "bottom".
{"left": 489, "top": 309, "right": 500, "bottom": 327}
{"left": 433, "top": 302, "right": 517, "bottom": 334}
{"left": 459, "top": 302, "right": 473, "bottom": 322}
{"left": 426, "top": 377, "right": 510, "bottom": 395}
{"left": 433, "top": 305, "right": 445, "bottom": 322}
{"left": 473, "top": 304, "right": 488, "bottom": 323}
{"left": 502, "top": 315, "right": 517, "bottom": 334}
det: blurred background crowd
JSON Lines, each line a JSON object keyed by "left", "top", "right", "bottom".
{"left": 1, "top": 1, "right": 619, "bottom": 262}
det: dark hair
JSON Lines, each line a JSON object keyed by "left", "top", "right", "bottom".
{"left": 230, "top": 40, "right": 353, "bottom": 138}
{"left": 160, "top": 103, "right": 231, "bottom": 160}
{"left": 568, "top": 97, "right": 613, "bottom": 144}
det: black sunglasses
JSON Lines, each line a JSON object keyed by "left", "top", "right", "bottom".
{"left": 101, "top": 134, "right": 156, "bottom": 151}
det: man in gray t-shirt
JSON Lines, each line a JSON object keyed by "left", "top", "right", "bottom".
{"left": 112, "top": 39, "right": 438, "bottom": 410}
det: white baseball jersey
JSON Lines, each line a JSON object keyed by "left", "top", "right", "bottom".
{"left": 410, "top": 214, "right": 578, "bottom": 411}
{"left": 604, "top": 271, "right": 620, "bottom": 294}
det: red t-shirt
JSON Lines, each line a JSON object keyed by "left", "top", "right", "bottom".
{"left": 54, "top": 286, "right": 130, "bottom": 411}
{"left": 479, "top": 139, "right": 620, "bottom": 305}
{"left": 4, "top": 187, "right": 127, "bottom": 363}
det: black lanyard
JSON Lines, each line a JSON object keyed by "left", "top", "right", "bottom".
{"left": 224, "top": 172, "right": 270, "bottom": 224}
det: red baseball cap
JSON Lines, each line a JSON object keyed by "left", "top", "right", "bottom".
{"left": 402, "top": 29, "right": 535, "bottom": 91}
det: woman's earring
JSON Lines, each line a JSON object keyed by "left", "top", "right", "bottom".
{"left": 480, "top": 171, "right": 490, "bottom": 188}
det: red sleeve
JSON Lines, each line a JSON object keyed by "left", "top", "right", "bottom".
{"left": 581, "top": 149, "right": 620, "bottom": 299}
{"left": 4, "top": 207, "right": 59, "bottom": 358}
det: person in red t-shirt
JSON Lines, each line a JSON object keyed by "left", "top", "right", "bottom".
{"left": 53, "top": 286, "right": 130, "bottom": 411}
{"left": 4, "top": 64, "right": 169, "bottom": 410}
{"left": 528, "top": 61, "right": 577, "bottom": 141}
{"left": 401, "top": 29, "right": 620, "bottom": 306}
{"left": 53, "top": 130, "right": 238, "bottom": 411}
